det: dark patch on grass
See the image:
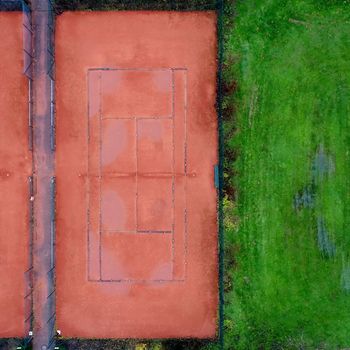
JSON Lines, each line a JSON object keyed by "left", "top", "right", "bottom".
{"left": 293, "top": 184, "right": 315, "bottom": 210}
{"left": 317, "top": 216, "right": 336, "bottom": 258}
{"left": 341, "top": 265, "right": 350, "bottom": 293}
{"left": 312, "top": 144, "right": 335, "bottom": 181}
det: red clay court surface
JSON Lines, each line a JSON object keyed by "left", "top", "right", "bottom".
{"left": 0, "top": 12, "right": 31, "bottom": 338}
{"left": 56, "top": 12, "right": 218, "bottom": 338}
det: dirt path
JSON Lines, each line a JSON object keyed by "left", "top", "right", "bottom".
{"left": 31, "top": 1, "right": 56, "bottom": 349}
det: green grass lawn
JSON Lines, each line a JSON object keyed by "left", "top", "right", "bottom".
{"left": 221, "top": 1, "right": 350, "bottom": 348}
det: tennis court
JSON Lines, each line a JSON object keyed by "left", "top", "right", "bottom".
{"left": 0, "top": 11, "right": 31, "bottom": 338}
{"left": 55, "top": 11, "right": 218, "bottom": 338}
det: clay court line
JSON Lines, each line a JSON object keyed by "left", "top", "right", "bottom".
{"left": 88, "top": 67, "right": 186, "bottom": 283}
{"left": 135, "top": 116, "right": 138, "bottom": 233}
{"left": 86, "top": 71, "right": 91, "bottom": 282}
{"left": 102, "top": 230, "right": 173, "bottom": 234}
{"left": 88, "top": 67, "right": 183, "bottom": 72}
{"left": 102, "top": 116, "right": 173, "bottom": 120}
{"left": 95, "top": 172, "right": 190, "bottom": 178}
{"left": 96, "top": 278, "right": 186, "bottom": 283}
{"left": 171, "top": 68, "right": 176, "bottom": 278}
{"left": 98, "top": 71, "right": 102, "bottom": 281}
{"left": 184, "top": 70, "right": 188, "bottom": 280}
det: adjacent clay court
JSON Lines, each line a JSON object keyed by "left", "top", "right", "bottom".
{"left": 0, "top": 12, "right": 31, "bottom": 338}
{"left": 56, "top": 12, "right": 218, "bottom": 338}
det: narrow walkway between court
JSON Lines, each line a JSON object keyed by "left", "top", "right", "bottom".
{"left": 32, "top": 0, "right": 56, "bottom": 349}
